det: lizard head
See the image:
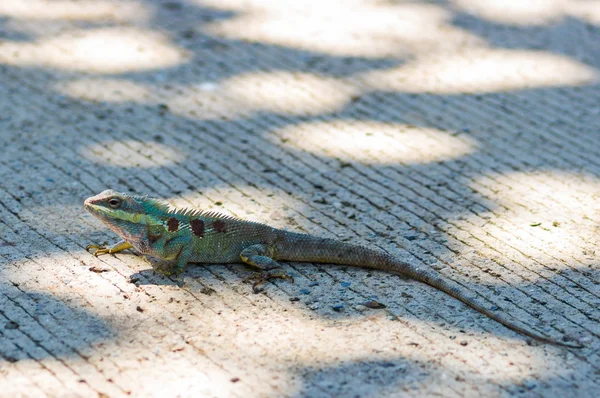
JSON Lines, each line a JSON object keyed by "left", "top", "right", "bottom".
{"left": 84, "top": 189, "right": 148, "bottom": 240}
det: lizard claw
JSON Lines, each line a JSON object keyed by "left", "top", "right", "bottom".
{"left": 154, "top": 263, "right": 184, "bottom": 277}
{"left": 86, "top": 240, "right": 132, "bottom": 257}
{"left": 86, "top": 244, "right": 110, "bottom": 257}
{"left": 244, "top": 271, "right": 294, "bottom": 293}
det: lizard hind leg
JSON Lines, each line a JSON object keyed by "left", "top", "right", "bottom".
{"left": 240, "top": 244, "right": 281, "bottom": 271}
{"left": 240, "top": 244, "right": 293, "bottom": 292}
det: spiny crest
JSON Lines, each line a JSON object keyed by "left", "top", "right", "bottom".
{"left": 137, "top": 195, "right": 240, "bottom": 221}
{"left": 197, "top": 210, "right": 240, "bottom": 221}
{"left": 177, "top": 208, "right": 241, "bottom": 221}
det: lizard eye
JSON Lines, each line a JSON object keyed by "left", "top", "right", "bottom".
{"left": 108, "top": 198, "right": 121, "bottom": 208}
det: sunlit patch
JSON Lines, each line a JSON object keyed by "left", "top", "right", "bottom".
{"left": 361, "top": 49, "right": 598, "bottom": 94}
{"left": 0, "top": 249, "right": 572, "bottom": 395}
{"left": 227, "top": 72, "right": 357, "bottom": 115}
{"left": 202, "top": 1, "right": 483, "bottom": 58}
{"left": 55, "top": 78, "right": 152, "bottom": 102}
{"left": 167, "top": 72, "right": 358, "bottom": 119}
{"left": 165, "top": 82, "right": 246, "bottom": 120}
{"left": 450, "top": 0, "right": 565, "bottom": 25}
{"left": 452, "top": 0, "right": 600, "bottom": 26}
{"left": 81, "top": 140, "right": 184, "bottom": 168}
{"left": 0, "top": 257, "right": 244, "bottom": 396}
{"left": 455, "top": 171, "right": 600, "bottom": 268}
{"left": 0, "top": 28, "right": 187, "bottom": 73}
{"left": 0, "top": 0, "right": 150, "bottom": 22}
{"left": 568, "top": 1, "right": 600, "bottom": 25}
{"left": 273, "top": 121, "right": 476, "bottom": 164}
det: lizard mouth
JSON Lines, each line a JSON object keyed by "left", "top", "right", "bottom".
{"left": 83, "top": 197, "right": 114, "bottom": 220}
{"left": 84, "top": 197, "right": 103, "bottom": 215}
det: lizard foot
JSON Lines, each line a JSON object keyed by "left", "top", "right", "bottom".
{"left": 153, "top": 263, "right": 184, "bottom": 277}
{"left": 85, "top": 244, "right": 110, "bottom": 257}
{"left": 244, "top": 271, "right": 294, "bottom": 293}
{"left": 86, "top": 240, "right": 133, "bottom": 257}
{"left": 150, "top": 264, "right": 186, "bottom": 287}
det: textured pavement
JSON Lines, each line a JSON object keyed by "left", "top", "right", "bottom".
{"left": 1, "top": 0, "right": 600, "bottom": 397}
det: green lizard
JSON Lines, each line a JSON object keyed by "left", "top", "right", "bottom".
{"left": 84, "top": 189, "right": 582, "bottom": 348}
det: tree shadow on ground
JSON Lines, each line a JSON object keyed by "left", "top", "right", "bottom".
{"left": 0, "top": 0, "right": 599, "bottom": 392}
{"left": 289, "top": 356, "right": 591, "bottom": 397}
{"left": 0, "top": 285, "right": 114, "bottom": 363}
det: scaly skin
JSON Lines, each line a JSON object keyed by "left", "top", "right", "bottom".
{"left": 84, "top": 190, "right": 582, "bottom": 348}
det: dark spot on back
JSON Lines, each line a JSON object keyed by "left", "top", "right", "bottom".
{"left": 191, "top": 219, "right": 205, "bottom": 237}
{"left": 167, "top": 217, "right": 179, "bottom": 232}
{"left": 213, "top": 220, "right": 227, "bottom": 233}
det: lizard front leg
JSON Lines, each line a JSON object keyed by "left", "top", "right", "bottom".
{"left": 86, "top": 240, "right": 133, "bottom": 257}
{"left": 154, "top": 236, "right": 192, "bottom": 276}
{"left": 240, "top": 244, "right": 293, "bottom": 292}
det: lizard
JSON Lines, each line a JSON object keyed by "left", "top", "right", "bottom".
{"left": 84, "top": 189, "right": 582, "bottom": 348}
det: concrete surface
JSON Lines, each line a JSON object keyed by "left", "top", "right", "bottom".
{"left": 1, "top": 0, "right": 599, "bottom": 397}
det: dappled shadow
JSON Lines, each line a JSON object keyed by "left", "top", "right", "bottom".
{"left": 289, "top": 355, "right": 590, "bottom": 397}
{"left": 1, "top": 0, "right": 600, "bottom": 394}
{"left": 124, "top": 260, "right": 600, "bottom": 346}
{"left": 291, "top": 358, "right": 426, "bottom": 397}
{"left": 450, "top": 0, "right": 600, "bottom": 28}
{"left": 0, "top": 0, "right": 598, "bottom": 336}
{"left": 0, "top": 285, "right": 114, "bottom": 363}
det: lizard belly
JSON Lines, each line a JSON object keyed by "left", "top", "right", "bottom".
{"left": 190, "top": 237, "right": 264, "bottom": 264}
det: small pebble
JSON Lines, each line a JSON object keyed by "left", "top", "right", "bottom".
{"left": 299, "top": 289, "right": 310, "bottom": 295}
{"left": 88, "top": 266, "right": 109, "bottom": 273}
{"left": 578, "top": 335, "right": 593, "bottom": 344}
{"left": 363, "top": 300, "right": 386, "bottom": 309}
{"left": 157, "top": 104, "right": 170, "bottom": 115}
{"left": 5, "top": 321, "right": 19, "bottom": 330}
{"left": 523, "top": 381, "right": 536, "bottom": 390}
{"left": 331, "top": 303, "right": 345, "bottom": 312}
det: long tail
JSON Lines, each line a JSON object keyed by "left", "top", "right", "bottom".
{"left": 399, "top": 261, "right": 581, "bottom": 348}
{"left": 276, "top": 233, "right": 582, "bottom": 348}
